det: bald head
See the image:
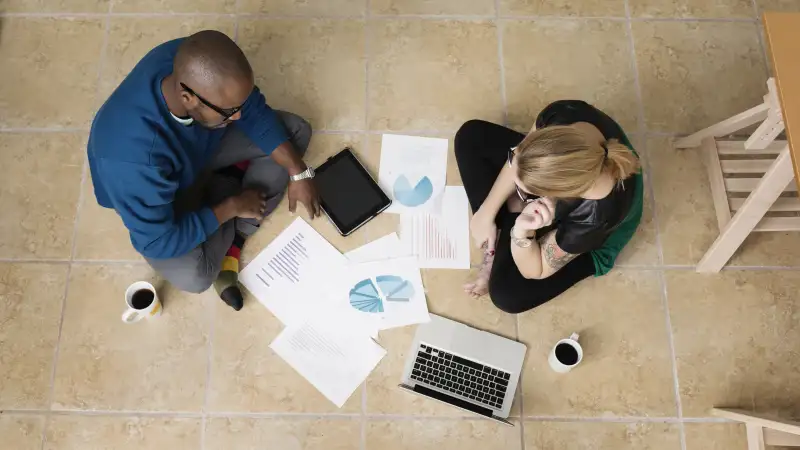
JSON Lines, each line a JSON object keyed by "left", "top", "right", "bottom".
{"left": 175, "top": 30, "right": 253, "bottom": 90}
{"left": 172, "top": 30, "right": 254, "bottom": 128}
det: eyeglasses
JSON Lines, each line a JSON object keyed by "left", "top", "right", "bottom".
{"left": 180, "top": 82, "right": 244, "bottom": 121}
{"left": 508, "top": 147, "right": 536, "bottom": 204}
{"left": 507, "top": 147, "right": 516, "bottom": 167}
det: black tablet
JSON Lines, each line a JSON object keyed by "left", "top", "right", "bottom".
{"left": 314, "top": 148, "right": 391, "bottom": 236}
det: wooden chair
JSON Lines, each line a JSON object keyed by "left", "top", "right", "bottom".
{"left": 673, "top": 12, "right": 800, "bottom": 272}
{"left": 673, "top": 78, "right": 794, "bottom": 272}
{"left": 713, "top": 408, "right": 800, "bottom": 449}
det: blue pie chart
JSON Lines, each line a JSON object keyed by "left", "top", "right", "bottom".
{"left": 348, "top": 275, "right": 416, "bottom": 313}
{"left": 376, "top": 275, "right": 415, "bottom": 301}
{"left": 393, "top": 175, "right": 433, "bottom": 207}
{"left": 349, "top": 279, "right": 383, "bottom": 313}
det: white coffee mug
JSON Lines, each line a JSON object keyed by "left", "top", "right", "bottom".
{"left": 122, "top": 281, "right": 162, "bottom": 323}
{"left": 548, "top": 332, "right": 583, "bottom": 373}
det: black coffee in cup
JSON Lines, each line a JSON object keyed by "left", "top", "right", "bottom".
{"left": 555, "top": 342, "right": 579, "bottom": 366}
{"left": 131, "top": 289, "right": 155, "bottom": 310}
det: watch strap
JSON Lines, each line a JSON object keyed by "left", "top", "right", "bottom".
{"left": 290, "top": 167, "right": 315, "bottom": 182}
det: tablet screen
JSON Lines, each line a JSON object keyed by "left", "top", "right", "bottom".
{"left": 315, "top": 149, "right": 391, "bottom": 235}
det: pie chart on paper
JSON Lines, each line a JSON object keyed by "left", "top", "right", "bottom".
{"left": 393, "top": 175, "right": 433, "bottom": 207}
{"left": 348, "top": 275, "right": 416, "bottom": 313}
{"left": 376, "top": 275, "right": 415, "bottom": 301}
{"left": 349, "top": 279, "right": 384, "bottom": 313}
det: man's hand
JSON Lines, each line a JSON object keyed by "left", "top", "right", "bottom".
{"left": 234, "top": 189, "right": 269, "bottom": 219}
{"left": 288, "top": 178, "right": 321, "bottom": 218}
{"left": 213, "top": 189, "right": 267, "bottom": 224}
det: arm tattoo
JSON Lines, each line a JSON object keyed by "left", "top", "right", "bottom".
{"left": 542, "top": 233, "right": 577, "bottom": 271}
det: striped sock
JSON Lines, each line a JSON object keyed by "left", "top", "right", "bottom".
{"left": 213, "top": 160, "right": 253, "bottom": 311}
{"left": 215, "top": 232, "right": 246, "bottom": 310}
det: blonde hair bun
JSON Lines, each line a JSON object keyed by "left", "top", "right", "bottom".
{"left": 515, "top": 126, "right": 640, "bottom": 198}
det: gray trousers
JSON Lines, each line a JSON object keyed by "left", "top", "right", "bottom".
{"left": 146, "top": 111, "right": 311, "bottom": 293}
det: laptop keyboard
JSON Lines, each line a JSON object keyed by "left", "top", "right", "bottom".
{"left": 410, "top": 343, "right": 511, "bottom": 410}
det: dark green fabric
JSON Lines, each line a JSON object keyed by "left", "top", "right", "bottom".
{"left": 590, "top": 133, "right": 643, "bottom": 276}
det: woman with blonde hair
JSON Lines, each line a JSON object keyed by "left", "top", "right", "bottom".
{"left": 455, "top": 100, "right": 643, "bottom": 314}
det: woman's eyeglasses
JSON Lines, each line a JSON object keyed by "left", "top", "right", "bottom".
{"left": 508, "top": 147, "right": 536, "bottom": 204}
{"left": 180, "top": 82, "right": 244, "bottom": 121}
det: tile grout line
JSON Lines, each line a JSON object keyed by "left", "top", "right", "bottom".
{"left": 0, "top": 11, "right": 762, "bottom": 22}
{"left": 749, "top": 0, "right": 760, "bottom": 22}
{"left": 71, "top": 259, "right": 148, "bottom": 265}
{"left": 0, "top": 258, "right": 71, "bottom": 264}
{"left": 7, "top": 256, "right": 800, "bottom": 271}
{"left": 361, "top": 382, "right": 367, "bottom": 450}
{"left": 658, "top": 270, "right": 687, "bottom": 448}
{"left": 624, "top": 0, "right": 685, "bottom": 447}
{"left": 494, "top": 0, "right": 508, "bottom": 128}
{"left": 0, "top": 127, "right": 690, "bottom": 137}
{"left": 361, "top": 6, "right": 371, "bottom": 450}
{"left": 749, "top": 0, "right": 770, "bottom": 80}
{"left": 39, "top": 213, "right": 76, "bottom": 450}
{"left": 0, "top": 127, "right": 89, "bottom": 133}
{"left": 10, "top": 257, "right": 800, "bottom": 270}
{"left": 200, "top": 296, "right": 217, "bottom": 450}
{"left": 514, "top": 314, "right": 526, "bottom": 449}
{"left": 362, "top": 1, "right": 371, "bottom": 140}
{"left": 233, "top": 0, "right": 242, "bottom": 43}
{"left": 521, "top": 415, "right": 706, "bottom": 423}
{"left": 3, "top": 406, "right": 738, "bottom": 422}
{"left": 39, "top": 4, "right": 113, "bottom": 449}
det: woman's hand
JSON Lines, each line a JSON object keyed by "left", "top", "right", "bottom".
{"left": 515, "top": 197, "right": 555, "bottom": 233}
{"left": 470, "top": 209, "right": 498, "bottom": 252}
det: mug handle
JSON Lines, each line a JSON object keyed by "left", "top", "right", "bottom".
{"left": 570, "top": 332, "right": 580, "bottom": 342}
{"left": 121, "top": 308, "right": 143, "bottom": 323}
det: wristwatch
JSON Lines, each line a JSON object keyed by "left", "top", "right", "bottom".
{"left": 510, "top": 226, "right": 535, "bottom": 248}
{"left": 290, "top": 166, "right": 316, "bottom": 182}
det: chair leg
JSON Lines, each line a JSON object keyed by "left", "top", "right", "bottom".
{"left": 696, "top": 146, "right": 794, "bottom": 272}
{"left": 745, "top": 112, "right": 785, "bottom": 150}
{"left": 747, "top": 424, "right": 767, "bottom": 450}
{"left": 674, "top": 103, "right": 769, "bottom": 149}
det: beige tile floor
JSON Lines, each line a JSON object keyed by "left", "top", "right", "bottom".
{"left": 2, "top": 0, "right": 800, "bottom": 449}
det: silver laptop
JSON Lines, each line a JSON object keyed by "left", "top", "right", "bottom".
{"left": 399, "top": 314, "right": 526, "bottom": 426}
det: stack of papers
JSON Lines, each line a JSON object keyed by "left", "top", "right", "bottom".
{"left": 240, "top": 134, "right": 472, "bottom": 408}
{"left": 378, "top": 134, "right": 471, "bottom": 269}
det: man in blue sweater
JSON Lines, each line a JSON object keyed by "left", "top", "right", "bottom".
{"left": 88, "top": 30, "right": 319, "bottom": 311}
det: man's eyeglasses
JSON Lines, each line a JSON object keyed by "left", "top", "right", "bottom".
{"left": 180, "top": 82, "right": 244, "bottom": 121}
{"left": 507, "top": 147, "right": 536, "bottom": 204}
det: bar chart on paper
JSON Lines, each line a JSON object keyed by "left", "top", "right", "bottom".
{"left": 408, "top": 215, "right": 457, "bottom": 261}
{"left": 254, "top": 234, "right": 308, "bottom": 287}
{"left": 240, "top": 218, "right": 348, "bottom": 325}
{"left": 400, "top": 186, "right": 471, "bottom": 269}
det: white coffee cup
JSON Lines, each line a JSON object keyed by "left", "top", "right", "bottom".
{"left": 548, "top": 332, "right": 583, "bottom": 373}
{"left": 122, "top": 281, "right": 162, "bottom": 323}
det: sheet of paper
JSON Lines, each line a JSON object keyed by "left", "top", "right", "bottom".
{"left": 378, "top": 134, "right": 448, "bottom": 214}
{"left": 270, "top": 319, "right": 386, "bottom": 408}
{"left": 400, "top": 186, "right": 471, "bottom": 269}
{"left": 240, "top": 218, "right": 348, "bottom": 325}
{"left": 320, "top": 257, "right": 430, "bottom": 331}
{"left": 344, "top": 232, "right": 410, "bottom": 264}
